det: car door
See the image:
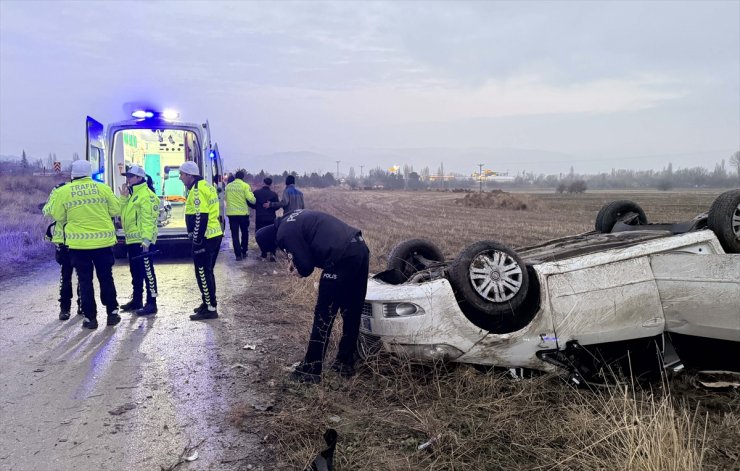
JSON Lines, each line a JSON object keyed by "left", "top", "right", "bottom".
{"left": 651, "top": 253, "right": 740, "bottom": 341}
{"left": 209, "top": 143, "right": 226, "bottom": 229}
{"left": 85, "top": 116, "right": 106, "bottom": 183}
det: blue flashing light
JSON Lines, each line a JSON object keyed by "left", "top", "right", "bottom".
{"left": 209, "top": 150, "right": 216, "bottom": 159}
{"left": 132, "top": 110, "right": 155, "bottom": 119}
{"left": 92, "top": 171, "right": 105, "bottom": 182}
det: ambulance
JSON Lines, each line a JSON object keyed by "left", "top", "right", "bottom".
{"left": 85, "top": 109, "right": 226, "bottom": 256}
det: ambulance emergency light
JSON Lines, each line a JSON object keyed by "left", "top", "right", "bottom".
{"left": 131, "top": 109, "right": 180, "bottom": 120}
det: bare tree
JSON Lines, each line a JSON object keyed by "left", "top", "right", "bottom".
{"left": 730, "top": 151, "right": 740, "bottom": 184}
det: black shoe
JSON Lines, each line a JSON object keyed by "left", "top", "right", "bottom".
{"left": 190, "top": 308, "right": 218, "bottom": 320}
{"left": 288, "top": 369, "right": 321, "bottom": 384}
{"left": 330, "top": 361, "right": 356, "bottom": 378}
{"left": 193, "top": 303, "right": 207, "bottom": 313}
{"left": 268, "top": 254, "right": 276, "bottom": 262}
{"left": 59, "top": 309, "right": 71, "bottom": 321}
{"left": 120, "top": 300, "right": 143, "bottom": 312}
{"left": 235, "top": 254, "right": 243, "bottom": 261}
{"left": 135, "top": 303, "right": 157, "bottom": 316}
{"left": 107, "top": 310, "right": 122, "bottom": 326}
{"left": 77, "top": 306, "right": 84, "bottom": 316}
{"left": 82, "top": 318, "right": 98, "bottom": 329}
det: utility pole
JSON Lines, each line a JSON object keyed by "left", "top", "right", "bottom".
{"left": 478, "top": 163, "right": 484, "bottom": 193}
{"left": 335, "top": 160, "right": 341, "bottom": 179}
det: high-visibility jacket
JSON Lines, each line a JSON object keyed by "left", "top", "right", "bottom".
{"left": 50, "top": 177, "right": 120, "bottom": 249}
{"left": 120, "top": 181, "right": 160, "bottom": 245}
{"left": 225, "top": 178, "right": 256, "bottom": 216}
{"left": 42, "top": 182, "right": 68, "bottom": 244}
{"left": 185, "top": 177, "right": 223, "bottom": 244}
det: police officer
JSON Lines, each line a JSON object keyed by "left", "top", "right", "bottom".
{"left": 179, "top": 161, "right": 223, "bottom": 320}
{"left": 225, "top": 170, "right": 256, "bottom": 260}
{"left": 255, "top": 209, "right": 370, "bottom": 383}
{"left": 42, "top": 181, "right": 81, "bottom": 320}
{"left": 118, "top": 164, "right": 160, "bottom": 316}
{"left": 50, "top": 160, "right": 121, "bottom": 329}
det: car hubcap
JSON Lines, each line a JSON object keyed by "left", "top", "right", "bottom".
{"left": 733, "top": 203, "right": 740, "bottom": 240}
{"left": 468, "top": 250, "right": 523, "bottom": 302}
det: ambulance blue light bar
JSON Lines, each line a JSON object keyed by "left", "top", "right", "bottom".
{"left": 209, "top": 150, "right": 216, "bottom": 159}
{"left": 132, "top": 110, "right": 154, "bottom": 119}
{"left": 131, "top": 109, "right": 180, "bottom": 120}
{"left": 92, "top": 170, "right": 105, "bottom": 182}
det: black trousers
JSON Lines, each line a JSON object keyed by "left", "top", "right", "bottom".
{"left": 300, "top": 240, "right": 370, "bottom": 376}
{"left": 54, "top": 245, "right": 79, "bottom": 312}
{"left": 192, "top": 236, "right": 222, "bottom": 308}
{"left": 126, "top": 243, "right": 158, "bottom": 305}
{"left": 255, "top": 218, "right": 276, "bottom": 257}
{"left": 228, "top": 215, "right": 250, "bottom": 256}
{"left": 69, "top": 247, "right": 118, "bottom": 320}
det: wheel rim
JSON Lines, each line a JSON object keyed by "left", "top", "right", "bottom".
{"left": 733, "top": 203, "right": 740, "bottom": 240}
{"left": 468, "top": 250, "right": 523, "bottom": 302}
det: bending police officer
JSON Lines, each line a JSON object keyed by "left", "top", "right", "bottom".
{"left": 179, "top": 161, "right": 223, "bottom": 320}
{"left": 119, "top": 164, "right": 160, "bottom": 316}
{"left": 256, "top": 209, "right": 370, "bottom": 383}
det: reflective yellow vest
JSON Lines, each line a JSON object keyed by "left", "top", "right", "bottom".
{"left": 42, "top": 182, "right": 67, "bottom": 244}
{"left": 225, "top": 179, "right": 256, "bottom": 216}
{"left": 185, "top": 179, "right": 223, "bottom": 240}
{"left": 50, "top": 177, "right": 120, "bottom": 249}
{"left": 120, "top": 181, "right": 160, "bottom": 245}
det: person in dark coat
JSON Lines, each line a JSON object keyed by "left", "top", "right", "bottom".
{"left": 255, "top": 210, "right": 370, "bottom": 384}
{"left": 250, "top": 177, "right": 279, "bottom": 260}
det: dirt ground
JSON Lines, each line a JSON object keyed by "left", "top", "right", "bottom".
{"left": 0, "top": 243, "right": 307, "bottom": 471}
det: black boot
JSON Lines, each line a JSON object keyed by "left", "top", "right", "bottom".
{"left": 193, "top": 302, "right": 207, "bottom": 313}
{"left": 190, "top": 306, "right": 218, "bottom": 320}
{"left": 59, "top": 309, "right": 71, "bottom": 321}
{"left": 120, "top": 299, "right": 143, "bottom": 312}
{"left": 107, "top": 308, "right": 122, "bottom": 326}
{"left": 136, "top": 303, "right": 157, "bottom": 316}
{"left": 82, "top": 317, "right": 98, "bottom": 329}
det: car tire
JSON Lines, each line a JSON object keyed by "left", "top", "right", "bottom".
{"left": 449, "top": 240, "right": 529, "bottom": 323}
{"left": 595, "top": 200, "right": 648, "bottom": 233}
{"left": 387, "top": 239, "right": 444, "bottom": 278}
{"left": 707, "top": 189, "right": 740, "bottom": 253}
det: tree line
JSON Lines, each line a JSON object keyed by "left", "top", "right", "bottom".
{"left": 3, "top": 149, "right": 739, "bottom": 191}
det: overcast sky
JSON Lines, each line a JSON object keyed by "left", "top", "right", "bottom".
{"left": 1, "top": 1, "right": 738, "bottom": 175}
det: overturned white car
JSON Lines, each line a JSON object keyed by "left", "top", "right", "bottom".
{"left": 360, "top": 190, "right": 740, "bottom": 382}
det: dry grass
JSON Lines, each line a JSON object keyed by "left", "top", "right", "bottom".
{"left": 247, "top": 188, "right": 739, "bottom": 471}
{"left": 0, "top": 175, "right": 61, "bottom": 280}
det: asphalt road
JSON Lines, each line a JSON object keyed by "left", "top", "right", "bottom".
{"left": 0, "top": 244, "right": 270, "bottom": 470}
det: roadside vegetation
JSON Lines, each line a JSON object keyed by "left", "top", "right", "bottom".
{"left": 239, "top": 188, "right": 738, "bottom": 470}
{"left": 0, "top": 174, "right": 61, "bottom": 280}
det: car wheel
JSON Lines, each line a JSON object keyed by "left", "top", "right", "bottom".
{"left": 707, "top": 189, "right": 740, "bottom": 253}
{"left": 449, "top": 240, "right": 529, "bottom": 321}
{"left": 387, "top": 239, "right": 444, "bottom": 278}
{"left": 595, "top": 200, "right": 648, "bottom": 233}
